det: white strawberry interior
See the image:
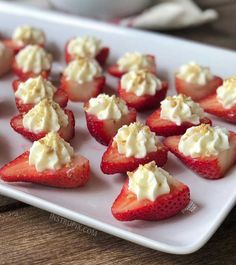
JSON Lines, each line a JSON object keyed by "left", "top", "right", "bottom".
{"left": 218, "top": 134, "right": 236, "bottom": 174}
{"left": 67, "top": 79, "right": 99, "bottom": 101}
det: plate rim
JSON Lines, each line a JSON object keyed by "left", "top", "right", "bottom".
{"left": 1, "top": 183, "right": 235, "bottom": 255}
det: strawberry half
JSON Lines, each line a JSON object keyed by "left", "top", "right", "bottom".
{"left": 108, "top": 55, "right": 156, "bottom": 78}
{"left": 95, "top": 47, "right": 110, "bottom": 67}
{"left": 0, "top": 151, "right": 90, "bottom": 188}
{"left": 84, "top": 103, "right": 137, "bottom": 145}
{"left": 65, "top": 41, "right": 109, "bottom": 67}
{"left": 112, "top": 178, "right": 190, "bottom": 221}
{"left": 60, "top": 75, "right": 105, "bottom": 102}
{"left": 175, "top": 76, "right": 223, "bottom": 101}
{"left": 146, "top": 109, "right": 212, "bottom": 137}
{"left": 199, "top": 94, "right": 236, "bottom": 124}
{"left": 51, "top": 89, "right": 68, "bottom": 109}
{"left": 12, "top": 58, "right": 50, "bottom": 81}
{"left": 13, "top": 79, "right": 68, "bottom": 113}
{"left": 3, "top": 39, "right": 25, "bottom": 54}
{"left": 0, "top": 43, "right": 13, "bottom": 77}
{"left": 164, "top": 132, "right": 236, "bottom": 179}
{"left": 118, "top": 80, "right": 168, "bottom": 111}
{"left": 101, "top": 141, "right": 168, "bottom": 174}
{"left": 10, "top": 109, "right": 75, "bottom": 142}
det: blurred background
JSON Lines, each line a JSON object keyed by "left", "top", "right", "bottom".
{"left": 5, "top": 0, "right": 235, "bottom": 49}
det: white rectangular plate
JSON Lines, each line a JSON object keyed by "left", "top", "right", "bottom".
{"left": 0, "top": 2, "right": 235, "bottom": 255}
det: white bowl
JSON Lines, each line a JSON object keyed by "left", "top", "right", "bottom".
{"left": 49, "top": 0, "right": 151, "bottom": 20}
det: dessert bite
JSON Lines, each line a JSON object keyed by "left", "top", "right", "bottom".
{"left": 164, "top": 124, "right": 236, "bottom": 179}
{"left": 13, "top": 75, "right": 68, "bottom": 113}
{"left": 84, "top": 94, "right": 136, "bottom": 145}
{"left": 4, "top": 25, "right": 45, "bottom": 53}
{"left": 10, "top": 99, "right": 75, "bottom": 142}
{"left": 60, "top": 58, "right": 105, "bottom": 102}
{"left": 12, "top": 45, "right": 52, "bottom": 80}
{"left": 112, "top": 161, "right": 190, "bottom": 221}
{"left": 0, "top": 41, "right": 13, "bottom": 77}
{"left": 175, "top": 61, "right": 222, "bottom": 101}
{"left": 101, "top": 122, "right": 168, "bottom": 174}
{"left": 118, "top": 69, "right": 168, "bottom": 111}
{"left": 146, "top": 94, "right": 211, "bottom": 137}
{"left": 108, "top": 52, "right": 156, "bottom": 78}
{"left": 65, "top": 36, "right": 109, "bottom": 66}
{"left": 199, "top": 76, "right": 236, "bottom": 123}
{"left": 0, "top": 132, "right": 90, "bottom": 188}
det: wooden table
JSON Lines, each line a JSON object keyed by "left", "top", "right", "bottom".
{"left": 0, "top": 1, "right": 235, "bottom": 264}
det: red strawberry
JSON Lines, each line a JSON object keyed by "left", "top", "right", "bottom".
{"left": 12, "top": 79, "right": 21, "bottom": 92}
{"left": 3, "top": 39, "right": 24, "bottom": 54}
{"left": 112, "top": 178, "right": 190, "bottom": 221}
{"left": 52, "top": 88, "right": 68, "bottom": 109}
{"left": 164, "top": 132, "right": 236, "bottom": 179}
{"left": 56, "top": 110, "right": 75, "bottom": 142}
{"left": 12, "top": 58, "right": 50, "bottom": 81}
{"left": 10, "top": 109, "right": 75, "bottom": 142}
{"left": 108, "top": 55, "right": 156, "bottom": 78}
{"left": 60, "top": 75, "right": 105, "bottom": 102}
{"left": 146, "top": 109, "right": 212, "bottom": 137}
{"left": 95, "top": 47, "right": 110, "bottom": 67}
{"left": 84, "top": 102, "right": 137, "bottom": 145}
{"left": 13, "top": 79, "right": 68, "bottom": 113}
{"left": 175, "top": 76, "right": 223, "bottom": 101}
{"left": 199, "top": 94, "right": 236, "bottom": 124}
{"left": 0, "top": 151, "right": 90, "bottom": 188}
{"left": 3, "top": 39, "right": 44, "bottom": 54}
{"left": 65, "top": 40, "right": 109, "bottom": 67}
{"left": 0, "top": 43, "right": 13, "bottom": 77}
{"left": 118, "top": 80, "right": 168, "bottom": 111}
{"left": 101, "top": 141, "right": 168, "bottom": 174}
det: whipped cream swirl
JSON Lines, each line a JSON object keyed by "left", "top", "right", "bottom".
{"left": 15, "top": 76, "right": 56, "bottom": 104}
{"left": 13, "top": 25, "right": 45, "bottom": 45}
{"left": 15, "top": 45, "right": 52, "bottom": 74}
{"left": 121, "top": 70, "right": 162, "bottom": 96}
{"left": 114, "top": 122, "right": 158, "bottom": 158}
{"left": 160, "top": 94, "right": 204, "bottom": 126}
{"left": 23, "top": 99, "right": 68, "bottom": 133}
{"left": 64, "top": 58, "right": 102, "bottom": 84}
{"left": 128, "top": 161, "right": 172, "bottom": 201}
{"left": 117, "top": 52, "right": 154, "bottom": 72}
{"left": 29, "top": 132, "right": 74, "bottom": 172}
{"left": 217, "top": 76, "right": 236, "bottom": 109}
{"left": 67, "top": 36, "right": 101, "bottom": 58}
{"left": 177, "top": 61, "right": 213, "bottom": 85}
{"left": 178, "top": 124, "right": 230, "bottom": 157}
{"left": 85, "top": 94, "right": 129, "bottom": 120}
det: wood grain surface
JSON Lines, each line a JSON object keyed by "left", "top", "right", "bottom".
{"left": 0, "top": 1, "right": 236, "bottom": 264}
